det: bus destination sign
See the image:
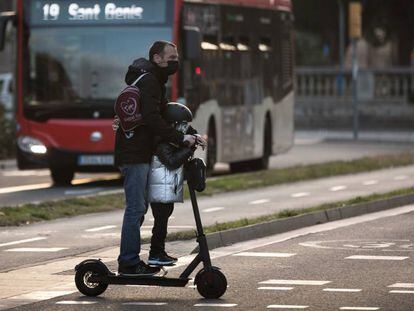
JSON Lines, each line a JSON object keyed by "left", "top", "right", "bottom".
{"left": 30, "top": 0, "right": 166, "bottom": 25}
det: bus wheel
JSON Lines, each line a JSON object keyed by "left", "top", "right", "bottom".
{"left": 230, "top": 117, "right": 271, "bottom": 172}
{"left": 258, "top": 117, "right": 272, "bottom": 170}
{"left": 206, "top": 120, "right": 217, "bottom": 175}
{"left": 50, "top": 166, "right": 74, "bottom": 186}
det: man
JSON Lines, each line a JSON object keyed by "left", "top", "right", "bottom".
{"left": 114, "top": 41, "right": 196, "bottom": 276}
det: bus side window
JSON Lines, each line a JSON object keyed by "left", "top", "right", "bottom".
{"left": 259, "top": 37, "right": 274, "bottom": 98}
{"left": 200, "top": 34, "right": 219, "bottom": 102}
{"left": 258, "top": 37, "right": 272, "bottom": 55}
{"left": 201, "top": 34, "right": 219, "bottom": 80}
{"left": 280, "top": 12, "right": 294, "bottom": 94}
{"left": 238, "top": 36, "right": 250, "bottom": 79}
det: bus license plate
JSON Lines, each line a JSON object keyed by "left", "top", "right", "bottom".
{"left": 78, "top": 155, "right": 114, "bottom": 166}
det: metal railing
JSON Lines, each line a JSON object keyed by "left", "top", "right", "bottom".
{"left": 295, "top": 67, "right": 414, "bottom": 102}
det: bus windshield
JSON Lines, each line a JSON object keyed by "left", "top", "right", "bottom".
{"left": 23, "top": 0, "right": 173, "bottom": 119}
{"left": 26, "top": 26, "right": 172, "bottom": 109}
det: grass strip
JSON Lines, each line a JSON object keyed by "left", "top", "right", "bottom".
{"left": 200, "top": 153, "right": 414, "bottom": 196}
{"left": 0, "top": 195, "right": 124, "bottom": 226}
{"left": 161, "top": 186, "right": 414, "bottom": 242}
{"left": 0, "top": 153, "right": 413, "bottom": 227}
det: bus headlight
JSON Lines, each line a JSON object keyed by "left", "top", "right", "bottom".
{"left": 17, "top": 136, "right": 47, "bottom": 154}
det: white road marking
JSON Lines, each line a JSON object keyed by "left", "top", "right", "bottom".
{"left": 81, "top": 233, "right": 119, "bottom": 239}
{"left": 141, "top": 225, "right": 194, "bottom": 230}
{"left": 330, "top": 185, "right": 347, "bottom": 192}
{"left": 203, "top": 207, "right": 224, "bottom": 213}
{"left": 123, "top": 302, "right": 167, "bottom": 306}
{"left": 258, "top": 286, "right": 293, "bottom": 291}
{"left": 323, "top": 288, "right": 362, "bottom": 292}
{"left": 259, "top": 280, "right": 330, "bottom": 286}
{"left": 363, "top": 180, "right": 378, "bottom": 186}
{"left": 5, "top": 247, "right": 68, "bottom": 252}
{"left": 141, "top": 230, "right": 152, "bottom": 237}
{"left": 388, "top": 283, "right": 414, "bottom": 288}
{"left": 194, "top": 303, "right": 237, "bottom": 307}
{"left": 389, "top": 290, "right": 414, "bottom": 294}
{"left": 339, "top": 308, "right": 379, "bottom": 310}
{"left": 3, "top": 170, "right": 49, "bottom": 177}
{"left": 0, "top": 183, "right": 51, "bottom": 194}
{"left": 291, "top": 192, "right": 310, "bottom": 198}
{"left": 9, "top": 290, "right": 75, "bottom": 301}
{"left": 299, "top": 239, "right": 413, "bottom": 251}
{"left": 234, "top": 252, "right": 296, "bottom": 258}
{"left": 0, "top": 175, "right": 119, "bottom": 194}
{"left": 65, "top": 188, "right": 103, "bottom": 195}
{"left": 0, "top": 237, "right": 47, "bottom": 248}
{"left": 346, "top": 255, "right": 408, "bottom": 261}
{"left": 85, "top": 225, "right": 117, "bottom": 232}
{"left": 56, "top": 301, "right": 98, "bottom": 305}
{"left": 249, "top": 199, "right": 270, "bottom": 205}
{"left": 394, "top": 175, "right": 408, "bottom": 180}
{"left": 294, "top": 137, "right": 323, "bottom": 145}
{"left": 71, "top": 175, "right": 119, "bottom": 185}
{"left": 267, "top": 305, "right": 308, "bottom": 309}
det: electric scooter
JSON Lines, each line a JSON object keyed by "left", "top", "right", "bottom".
{"left": 74, "top": 158, "right": 227, "bottom": 299}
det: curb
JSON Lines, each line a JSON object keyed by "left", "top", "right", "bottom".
{"left": 191, "top": 193, "right": 414, "bottom": 254}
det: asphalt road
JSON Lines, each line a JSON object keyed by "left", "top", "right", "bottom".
{"left": 0, "top": 164, "right": 413, "bottom": 272}
{"left": 1, "top": 131, "right": 414, "bottom": 207}
{"left": 5, "top": 204, "right": 414, "bottom": 310}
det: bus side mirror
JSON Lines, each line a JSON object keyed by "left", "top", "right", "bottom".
{"left": 0, "top": 12, "right": 16, "bottom": 51}
{"left": 183, "top": 26, "right": 201, "bottom": 60}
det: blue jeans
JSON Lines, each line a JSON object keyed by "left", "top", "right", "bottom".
{"left": 118, "top": 163, "right": 150, "bottom": 268}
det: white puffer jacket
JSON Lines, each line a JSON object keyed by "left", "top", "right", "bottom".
{"left": 148, "top": 155, "right": 184, "bottom": 203}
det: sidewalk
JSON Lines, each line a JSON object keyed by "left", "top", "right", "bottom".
{"left": 296, "top": 129, "right": 414, "bottom": 143}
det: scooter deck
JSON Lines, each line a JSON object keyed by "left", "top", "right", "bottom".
{"left": 89, "top": 272, "right": 190, "bottom": 287}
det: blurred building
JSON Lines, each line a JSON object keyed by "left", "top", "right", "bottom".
{"left": 292, "top": 0, "right": 414, "bottom": 130}
{"left": 293, "top": 0, "right": 414, "bottom": 67}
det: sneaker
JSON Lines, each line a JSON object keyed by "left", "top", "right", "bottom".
{"left": 118, "top": 261, "right": 161, "bottom": 276}
{"left": 163, "top": 252, "right": 178, "bottom": 263}
{"left": 148, "top": 253, "right": 175, "bottom": 266}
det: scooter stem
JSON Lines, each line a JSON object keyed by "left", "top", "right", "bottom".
{"left": 188, "top": 186, "right": 212, "bottom": 267}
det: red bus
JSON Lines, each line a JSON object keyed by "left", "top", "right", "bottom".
{"left": 0, "top": 0, "right": 294, "bottom": 185}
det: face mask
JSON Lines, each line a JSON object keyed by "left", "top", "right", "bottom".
{"left": 164, "top": 60, "right": 179, "bottom": 75}
{"left": 175, "top": 122, "right": 189, "bottom": 134}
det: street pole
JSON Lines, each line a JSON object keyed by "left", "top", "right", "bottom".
{"left": 349, "top": 2, "right": 362, "bottom": 140}
{"left": 351, "top": 38, "right": 359, "bottom": 140}
{"left": 338, "top": 0, "right": 345, "bottom": 95}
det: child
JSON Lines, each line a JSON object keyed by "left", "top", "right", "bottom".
{"left": 147, "top": 102, "right": 206, "bottom": 266}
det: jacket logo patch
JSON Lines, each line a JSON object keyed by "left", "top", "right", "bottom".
{"left": 121, "top": 97, "right": 137, "bottom": 115}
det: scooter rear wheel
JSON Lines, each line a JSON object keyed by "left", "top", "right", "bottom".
{"left": 75, "top": 263, "right": 108, "bottom": 297}
{"left": 195, "top": 268, "right": 227, "bottom": 299}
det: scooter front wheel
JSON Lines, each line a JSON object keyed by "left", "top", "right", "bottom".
{"left": 75, "top": 263, "right": 108, "bottom": 297}
{"left": 195, "top": 268, "right": 227, "bottom": 299}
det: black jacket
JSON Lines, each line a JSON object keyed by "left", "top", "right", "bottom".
{"left": 114, "top": 58, "right": 184, "bottom": 166}
{"left": 155, "top": 143, "right": 193, "bottom": 171}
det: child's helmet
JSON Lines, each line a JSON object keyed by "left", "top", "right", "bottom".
{"left": 163, "top": 102, "right": 193, "bottom": 123}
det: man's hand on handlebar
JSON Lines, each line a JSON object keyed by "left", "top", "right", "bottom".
{"left": 194, "top": 134, "right": 207, "bottom": 150}
{"left": 183, "top": 134, "right": 196, "bottom": 147}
